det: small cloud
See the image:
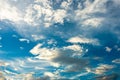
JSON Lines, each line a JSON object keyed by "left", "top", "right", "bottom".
{"left": 47, "top": 39, "right": 57, "bottom": 45}
{"left": 19, "top": 38, "right": 30, "bottom": 43}
{"left": 82, "top": 18, "right": 104, "bottom": 27}
{"left": 93, "top": 64, "right": 114, "bottom": 74}
{"left": 63, "top": 44, "right": 83, "bottom": 52}
{"left": 67, "top": 36, "right": 99, "bottom": 45}
{"left": 112, "top": 58, "right": 120, "bottom": 64}
{"left": 31, "top": 35, "right": 45, "bottom": 41}
{"left": 60, "top": 1, "right": 71, "bottom": 10}
{"left": 105, "top": 47, "right": 112, "bottom": 52}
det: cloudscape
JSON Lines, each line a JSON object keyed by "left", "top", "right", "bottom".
{"left": 0, "top": 0, "right": 120, "bottom": 80}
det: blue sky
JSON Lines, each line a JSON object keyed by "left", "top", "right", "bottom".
{"left": 0, "top": 0, "right": 120, "bottom": 80}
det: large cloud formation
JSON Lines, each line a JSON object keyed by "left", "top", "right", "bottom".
{"left": 0, "top": 0, "right": 120, "bottom": 79}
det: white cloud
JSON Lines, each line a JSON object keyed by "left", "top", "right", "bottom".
{"left": 93, "top": 64, "right": 114, "bottom": 74}
{"left": 47, "top": 39, "right": 57, "bottom": 45}
{"left": 53, "top": 9, "right": 67, "bottom": 24}
{"left": 67, "top": 36, "right": 99, "bottom": 45}
{"left": 63, "top": 44, "right": 88, "bottom": 58}
{"left": 29, "top": 43, "right": 42, "bottom": 55}
{"left": 0, "top": 0, "right": 113, "bottom": 42}
{"left": 64, "top": 44, "right": 83, "bottom": 52}
{"left": 23, "top": 1, "right": 67, "bottom": 27}
{"left": 30, "top": 43, "right": 85, "bottom": 61}
{"left": 0, "top": 0, "right": 120, "bottom": 79}
{"left": 82, "top": 18, "right": 104, "bottom": 27}
{"left": 105, "top": 47, "right": 112, "bottom": 52}
{"left": 74, "top": 0, "right": 107, "bottom": 27}
{"left": 29, "top": 43, "right": 58, "bottom": 60}
{"left": 85, "top": 64, "right": 114, "bottom": 74}
{"left": 0, "top": 60, "right": 9, "bottom": 67}
{"left": 31, "top": 35, "right": 45, "bottom": 41}
{"left": 44, "top": 72, "right": 55, "bottom": 77}
{"left": 112, "top": 58, "right": 120, "bottom": 64}
{"left": 0, "top": 57, "right": 51, "bottom": 79}
{"left": 30, "top": 43, "right": 89, "bottom": 72}
{"left": 30, "top": 45, "right": 58, "bottom": 60}
{"left": 0, "top": 0, "right": 23, "bottom": 23}
{"left": 19, "top": 38, "right": 30, "bottom": 43}
{"left": 0, "top": 0, "right": 69, "bottom": 41}
{"left": 60, "top": 1, "right": 71, "bottom": 10}
{"left": 24, "top": 73, "right": 34, "bottom": 80}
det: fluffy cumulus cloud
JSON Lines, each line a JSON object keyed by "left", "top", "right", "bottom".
{"left": 1, "top": 0, "right": 120, "bottom": 41}
{"left": 0, "top": 0, "right": 120, "bottom": 79}
{"left": 30, "top": 43, "right": 88, "bottom": 67}
{"left": 19, "top": 38, "right": 30, "bottom": 43}
{"left": 28, "top": 42, "right": 92, "bottom": 79}
{"left": 24, "top": 0, "right": 67, "bottom": 27}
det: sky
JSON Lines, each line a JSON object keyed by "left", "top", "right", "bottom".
{"left": 0, "top": 0, "right": 120, "bottom": 80}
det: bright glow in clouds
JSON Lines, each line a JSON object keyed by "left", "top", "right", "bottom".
{"left": 30, "top": 44, "right": 58, "bottom": 60}
{"left": 0, "top": 0, "right": 23, "bottom": 22}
